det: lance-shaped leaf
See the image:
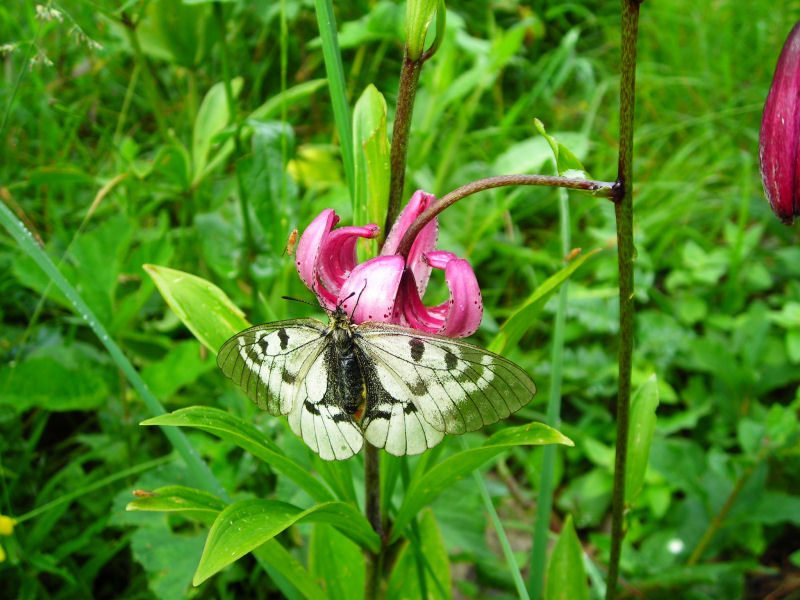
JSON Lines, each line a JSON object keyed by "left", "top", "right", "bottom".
{"left": 390, "top": 422, "right": 572, "bottom": 542}
{"left": 141, "top": 407, "right": 334, "bottom": 503}
{"left": 353, "top": 84, "right": 390, "bottom": 248}
{"left": 625, "top": 374, "right": 660, "bottom": 506}
{"left": 144, "top": 264, "right": 250, "bottom": 353}
{"left": 545, "top": 515, "right": 590, "bottom": 600}
{"left": 194, "top": 499, "right": 381, "bottom": 585}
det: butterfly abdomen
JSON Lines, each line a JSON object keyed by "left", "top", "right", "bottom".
{"left": 332, "top": 330, "right": 368, "bottom": 422}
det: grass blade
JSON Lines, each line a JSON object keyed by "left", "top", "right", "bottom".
{"left": 0, "top": 201, "right": 228, "bottom": 501}
{"left": 314, "top": 0, "right": 355, "bottom": 201}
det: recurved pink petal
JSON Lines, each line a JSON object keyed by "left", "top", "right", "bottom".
{"left": 437, "top": 257, "right": 483, "bottom": 338}
{"left": 317, "top": 224, "right": 380, "bottom": 297}
{"left": 382, "top": 190, "right": 438, "bottom": 293}
{"left": 399, "top": 269, "right": 445, "bottom": 333}
{"left": 338, "top": 255, "right": 405, "bottom": 324}
{"left": 296, "top": 209, "right": 339, "bottom": 309}
{"left": 760, "top": 22, "right": 800, "bottom": 224}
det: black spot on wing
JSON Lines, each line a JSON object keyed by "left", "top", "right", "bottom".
{"left": 282, "top": 370, "right": 296, "bottom": 384}
{"left": 444, "top": 350, "right": 458, "bottom": 370}
{"left": 304, "top": 400, "right": 320, "bottom": 415}
{"left": 409, "top": 378, "right": 427, "bottom": 396}
{"left": 278, "top": 328, "right": 289, "bottom": 350}
{"left": 409, "top": 337, "right": 425, "bottom": 362}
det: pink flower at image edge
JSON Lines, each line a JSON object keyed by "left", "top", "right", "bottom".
{"left": 760, "top": 21, "right": 800, "bottom": 224}
{"left": 295, "top": 190, "right": 483, "bottom": 338}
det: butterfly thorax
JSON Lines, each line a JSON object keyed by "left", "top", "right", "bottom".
{"left": 328, "top": 309, "right": 368, "bottom": 422}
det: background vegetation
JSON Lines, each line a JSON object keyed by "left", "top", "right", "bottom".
{"left": 1, "top": 0, "right": 799, "bottom": 598}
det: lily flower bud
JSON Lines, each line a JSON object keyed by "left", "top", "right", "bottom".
{"left": 759, "top": 22, "right": 800, "bottom": 224}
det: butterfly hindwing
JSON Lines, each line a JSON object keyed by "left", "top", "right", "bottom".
{"left": 358, "top": 352, "right": 445, "bottom": 456}
{"left": 287, "top": 345, "right": 364, "bottom": 461}
{"left": 355, "top": 323, "right": 536, "bottom": 438}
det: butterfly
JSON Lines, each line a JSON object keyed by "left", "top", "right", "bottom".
{"left": 217, "top": 306, "right": 536, "bottom": 460}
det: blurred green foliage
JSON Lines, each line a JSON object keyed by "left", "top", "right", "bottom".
{"left": 1, "top": 0, "right": 800, "bottom": 599}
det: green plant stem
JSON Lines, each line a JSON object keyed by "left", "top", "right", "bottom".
{"left": 395, "top": 174, "right": 615, "bottom": 258}
{"left": 605, "top": 2, "right": 641, "bottom": 599}
{"left": 314, "top": 0, "right": 356, "bottom": 201}
{"left": 528, "top": 188, "right": 570, "bottom": 599}
{"left": 386, "top": 54, "right": 422, "bottom": 232}
{"left": 15, "top": 456, "right": 172, "bottom": 523}
{"left": 364, "top": 443, "right": 384, "bottom": 600}
{"left": 121, "top": 13, "right": 170, "bottom": 142}
{"left": 465, "top": 439, "right": 531, "bottom": 600}
{"left": 686, "top": 449, "right": 767, "bottom": 566}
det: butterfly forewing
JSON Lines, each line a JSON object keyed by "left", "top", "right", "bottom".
{"left": 217, "top": 319, "right": 327, "bottom": 415}
{"left": 354, "top": 323, "right": 536, "bottom": 436}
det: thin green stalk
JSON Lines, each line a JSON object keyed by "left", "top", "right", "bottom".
{"left": 0, "top": 201, "right": 228, "bottom": 502}
{"left": 465, "top": 438, "right": 530, "bottom": 600}
{"left": 386, "top": 54, "right": 422, "bottom": 231}
{"left": 605, "top": 2, "right": 640, "bottom": 599}
{"left": 121, "top": 13, "right": 170, "bottom": 142}
{"left": 213, "top": 2, "right": 260, "bottom": 318}
{"left": 314, "top": 0, "right": 356, "bottom": 201}
{"left": 528, "top": 188, "right": 571, "bottom": 599}
{"left": 686, "top": 448, "right": 767, "bottom": 566}
{"left": 113, "top": 64, "right": 140, "bottom": 143}
{"left": 15, "top": 456, "right": 172, "bottom": 523}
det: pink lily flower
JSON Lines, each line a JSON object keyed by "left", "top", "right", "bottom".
{"left": 294, "top": 190, "right": 483, "bottom": 337}
{"left": 760, "top": 22, "right": 800, "bottom": 224}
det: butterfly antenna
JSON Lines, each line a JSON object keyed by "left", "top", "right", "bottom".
{"left": 281, "top": 295, "right": 318, "bottom": 308}
{"left": 349, "top": 281, "right": 368, "bottom": 319}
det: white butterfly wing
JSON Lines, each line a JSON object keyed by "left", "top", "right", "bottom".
{"left": 355, "top": 323, "right": 536, "bottom": 453}
{"left": 218, "top": 319, "right": 364, "bottom": 461}
{"left": 286, "top": 346, "right": 364, "bottom": 461}
{"left": 217, "top": 319, "right": 327, "bottom": 416}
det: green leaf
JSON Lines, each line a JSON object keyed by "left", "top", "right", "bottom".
{"left": 353, "top": 84, "right": 390, "bottom": 249}
{"left": 126, "top": 485, "right": 227, "bottom": 525}
{"left": 387, "top": 509, "right": 451, "bottom": 600}
{"left": 0, "top": 355, "right": 108, "bottom": 412}
{"left": 193, "top": 499, "right": 380, "bottom": 584}
{"left": 489, "top": 249, "right": 601, "bottom": 354}
{"left": 309, "top": 525, "right": 365, "bottom": 600}
{"left": 545, "top": 514, "right": 589, "bottom": 600}
{"left": 141, "top": 406, "right": 334, "bottom": 503}
{"left": 249, "top": 79, "right": 328, "bottom": 121}
{"left": 390, "top": 423, "right": 572, "bottom": 542}
{"left": 192, "top": 77, "right": 243, "bottom": 184}
{"left": 534, "top": 119, "right": 590, "bottom": 179}
{"left": 625, "top": 374, "right": 660, "bottom": 506}
{"left": 406, "top": 0, "right": 445, "bottom": 60}
{"left": 254, "top": 539, "right": 327, "bottom": 600}
{"left": 131, "top": 521, "right": 206, "bottom": 600}
{"left": 143, "top": 264, "right": 250, "bottom": 353}
{"left": 313, "top": 0, "right": 355, "bottom": 201}
{"left": 141, "top": 340, "right": 217, "bottom": 399}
